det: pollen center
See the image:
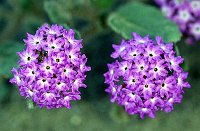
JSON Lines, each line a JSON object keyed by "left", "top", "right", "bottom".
{"left": 56, "top": 59, "right": 60, "bottom": 62}
{"left": 27, "top": 57, "right": 31, "bottom": 61}
{"left": 46, "top": 66, "right": 50, "bottom": 70}
{"left": 42, "top": 79, "right": 46, "bottom": 82}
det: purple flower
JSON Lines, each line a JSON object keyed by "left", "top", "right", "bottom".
{"left": 17, "top": 49, "right": 39, "bottom": 66}
{"left": 111, "top": 40, "right": 128, "bottom": 58}
{"left": 161, "top": 5, "right": 174, "bottom": 18}
{"left": 104, "top": 33, "right": 190, "bottom": 119}
{"left": 190, "top": 1, "right": 200, "bottom": 17}
{"left": 24, "top": 33, "right": 44, "bottom": 50}
{"left": 155, "top": 0, "right": 200, "bottom": 44}
{"left": 10, "top": 24, "right": 91, "bottom": 109}
{"left": 189, "top": 21, "right": 200, "bottom": 40}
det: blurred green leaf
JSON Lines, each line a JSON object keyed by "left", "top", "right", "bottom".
{"left": 174, "top": 44, "right": 180, "bottom": 56}
{"left": 0, "top": 41, "right": 24, "bottom": 78}
{"left": 62, "top": 24, "right": 70, "bottom": 30}
{"left": 109, "top": 104, "right": 130, "bottom": 123}
{"left": 27, "top": 99, "right": 34, "bottom": 109}
{"left": 44, "top": 1, "right": 70, "bottom": 24}
{"left": 74, "top": 29, "right": 81, "bottom": 40}
{"left": 91, "top": 0, "right": 114, "bottom": 10}
{"left": 0, "top": 78, "right": 9, "bottom": 102}
{"left": 107, "top": 2, "right": 182, "bottom": 43}
{"left": 20, "top": 0, "right": 32, "bottom": 10}
{"left": 43, "top": 0, "right": 84, "bottom": 24}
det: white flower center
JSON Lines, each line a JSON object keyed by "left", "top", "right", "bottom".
{"left": 16, "top": 76, "right": 21, "bottom": 83}
{"left": 64, "top": 96, "right": 70, "bottom": 101}
{"left": 74, "top": 79, "right": 79, "bottom": 86}
{"left": 49, "top": 29, "right": 56, "bottom": 35}
{"left": 120, "top": 46, "right": 126, "bottom": 52}
{"left": 142, "top": 108, "right": 147, "bottom": 112}
{"left": 138, "top": 39, "right": 145, "bottom": 44}
{"left": 128, "top": 93, "right": 135, "bottom": 98}
{"left": 192, "top": 24, "right": 200, "bottom": 35}
{"left": 177, "top": 77, "right": 181, "bottom": 85}
{"left": 33, "top": 37, "right": 41, "bottom": 45}
{"left": 191, "top": 1, "right": 200, "bottom": 10}
{"left": 45, "top": 92, "right": 52, "bottom": 98}
{"left": 168, "top": 98, "right": 173, "bottom": 103}
{"left": 151, "top": 98, "right": 155, "bottom": 103}
{"left": 112, "top": 87, "right": 116, "bottom": 93}
{"left": 64, "top": 68, "right": 71, "bottom": 74}
{"left": 28, "top": 90, "right": 33, "bottom": 96}
{"left": 68, "top": 39, "right": 74, "bottom": 44}
{"left": 56, "top": 82, "right": 64, "bottom": 90}
{"left": 179, "top": 10, "right": 191, "bottom": 22}
{"left": 110, "top": 69, "right": 114, "bottom": 75}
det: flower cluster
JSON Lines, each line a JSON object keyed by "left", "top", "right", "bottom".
{"left": 10, "top": 24, "right": 91, "bottom": 109}
{"left": 104, "top": 33, "right": 190, "bottom": 119}
{"left": 155, "top": 0, "right": 200, "bottom": 44}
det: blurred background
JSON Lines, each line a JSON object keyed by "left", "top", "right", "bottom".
{"left": 0, "top": 0, "right": 200, "bottom": 131}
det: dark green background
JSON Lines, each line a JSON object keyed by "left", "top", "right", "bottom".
{"left": 0, "top": 0, "right": 199, "bottom": 131}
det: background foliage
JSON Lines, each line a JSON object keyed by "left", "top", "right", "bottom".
{"left": 0, "top": 0, "right": 199, "bottom": 131}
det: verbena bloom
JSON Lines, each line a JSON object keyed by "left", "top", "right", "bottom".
{"left": 104, "top": 33, "right": 190, "bottom": 119}
{"left": 155, "top": 0, "right": 200, "bottom": 44}
{"left": 10, "top": 24, "right": 91, "bottom": 109}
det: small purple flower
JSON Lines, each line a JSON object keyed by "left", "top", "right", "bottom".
{"left": 17, "top": 49, "right": 39, "bottom": 66}
{"left": 161, "top": 5, "right": 174, "bottom": 18}
{"left": 104, "top": 33, "right": 190, "bottom": 119}
{"left": 190, "top": 1, "right": 200, "bottom": 17}
{"left": 111, "top": 40, "right": 128, "bottom": 58}
{"left": 189, "top": 21, "right": 200, "bottom": 40}
{"left": 155, "top": 0, "right": 200, "bottom": 44}
{"left": 10, "top": 24, "right": 91, "bottom": 109}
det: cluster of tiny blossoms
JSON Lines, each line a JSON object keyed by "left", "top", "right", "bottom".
{"left": 155, "top": 0, "right": 200, "bottom": 44}
{"left": 10, "top": 24, "right": 91, "bottom": 109}
{"left": 104, "top": 33, "right": 190, "bottom": 119}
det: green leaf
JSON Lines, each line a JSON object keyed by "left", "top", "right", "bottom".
{"left": 107, "top": 2, "right": 182, "bottom": 43}
{"left": 0, "top": 79, "right": 9, "bottom": 102}
{"left": 27, "top": 99, "right": 34, "bottom": 109}
{"left": 62, "top": 24, "right": 70, "bottom": 30}
{"left": 43, "top": 0, "right": 84, "bottom": 24}
{"left": 0, "top": 41, "right": 24, "bottom": 78}
{"left": 44, "top": 1, "right": 70, "bottom": 24}
{"left": 91, "top": 0, "right": 114, "bottom": 10}
{"left": 109, "top": 104, "right": 130, "bottom": 123}
{"left": 74, "top": 29, "right": 81, "bottom": 40}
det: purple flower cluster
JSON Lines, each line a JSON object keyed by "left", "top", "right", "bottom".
{"left": 104, "top": 33, "right": 190, "bottom": 119}
{"left": 155, "top": 0, "right": 200, "bottom": 44}
{"left": 10, "top": 24, "right": 91, "bottom": 109}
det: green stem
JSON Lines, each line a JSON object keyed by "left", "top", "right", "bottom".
{"left": 27, "top": 99, "right": 34, "bottom": 109}
{"left": 174, "top": 44, "right": 180, "bottom": 56}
